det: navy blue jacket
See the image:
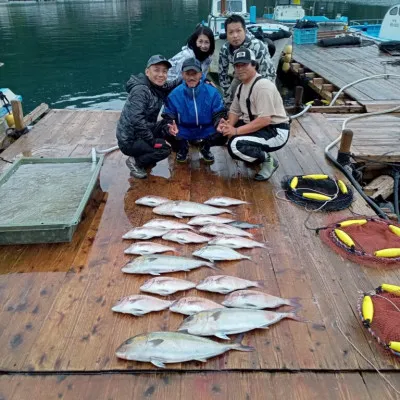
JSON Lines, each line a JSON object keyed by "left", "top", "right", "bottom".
{"left": 163, "top": 77, "right": 226, "bottom": 140}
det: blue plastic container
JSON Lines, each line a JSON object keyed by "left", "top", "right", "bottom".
{"left": 293, "top": 28, "right": 318, "bottom": 45}
{"left": 249, "top": 6, "right": 256, "bottom": 24}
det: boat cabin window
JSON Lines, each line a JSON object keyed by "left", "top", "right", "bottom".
{"left": 389, "top": 6, "right": 398, "bottom": 16}
{"left": 217, "top": 0, "right": 243, "bottom": 13}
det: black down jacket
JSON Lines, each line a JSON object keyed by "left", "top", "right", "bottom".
{"left": 116, "top": 74, "right": 178, "bottom": 148}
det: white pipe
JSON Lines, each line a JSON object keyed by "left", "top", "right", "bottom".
{"left": 289, "top": 103, "right": 312, "bottom": 120}
{"left": 95, "top": 145, "right": 120, "bottom": 155}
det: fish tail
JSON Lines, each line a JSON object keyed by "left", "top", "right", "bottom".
{"left": 206, "top": 262, "right": 222, "bottom": 271}
{"left": 285, "top": 311, "right": 308, "bottom": 323}
{"left": 287, "top": 297, "right": 302, "bottom": 309}
{"left": 255, "top": 280, "right": 265, "bottom": 288}
{"left": 255, "top": 224, "right": 264, "bottom": 228}
{"left": 230, "top": 333, "right": 254, "bottom": 352}
{"left": 244, "top": 255, "right": 252, "bottom": 261}
{"left": 224, "top": 209, "right": 236, "bottom": 216}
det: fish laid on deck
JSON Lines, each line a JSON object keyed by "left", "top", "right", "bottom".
{"left": 162, "top": 230, "right": 211, "bottom": 244}
{"left": 199, "top": 223, "right": 253, "bottom": 237}
{"left": 124, "top": 242, "right": 177, "bottom": 255}
{"left": 196, "top": 275, "right": 262, "bottom": 294}
{"left": 169, "top": 297, "right": 225, "bottom": 316}
{"left": 140, "top": 277, "right": 196, "bottom": 296}
{"left": 187, "top": 215, "right": 236, "bottom": 226}
{"left": 143, "top": 219, "right": 195, "bottom": 231}
{"left": 112, "top": 295, "right": 173, "bottom": 316}
{"left": 204, "top": 196, "right": 249, "bottom": 206}
{"left": 115, "top": 331, "right": 254, "bottom": 368}
{"left": 135, "top": 196, "right": 171, "bottom": 207}
{"left": 222, "top": 290, "right": 301, "bottom": 309}
{"left": 153, "top": 201, "right": 233, "bottom": 218}
{"left": 122, "top": 227, "right": 170, "bottom": 240}
{"left": 122, "top": 255, "right": 217, "bottom": 275}
{"left": 208, "top": 235, "right": 267, "bottom": 249}
{"left": 178, "top": 308, "right": 302, "bottom": 339}
{"left": 193, "top": 245, "right": 251, "bottom": 262}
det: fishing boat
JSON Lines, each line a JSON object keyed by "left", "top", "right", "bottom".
{"left": 349, "top": 3, "right": 400, "bottom": 42}
{"left": 205, "top": 0, "right": 292, "bottom": 75}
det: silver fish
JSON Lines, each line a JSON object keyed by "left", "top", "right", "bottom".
{"left": 135, "top": 196, "right": 171, "bottom": 207}
{"left": 193, "top": 245, "right": 251, "bottom": 262}
{"left": 111, "top": 295, "right": 173, "bottom": 316}
{"left": 208, "top": 235, "right": 267, "bottom": 249}
{"left": 115, "top": 331, "right": 254, "bottom": 367}
{"left": 153, "top": 201, "right": 233, "bottom": 218}
{"left": 162, "top": 230, "right": 210, "bottom": 244}
{"left": 169, "top": 297, "right": 225, "bottom": 316}
{"left": 178, "top": 308, "right": 302, "bottom": 339}
{"left": 140, "top": 277, "right": 196, "bottom": 296}
{"left": 228, "top": 221, "right": 264, "bottom": 229}
{"left": 124, "top": 242, "right": 177, "bottom": 255}
{"left": 187, "top": 215, "right": 235, "bottom": 226}
{"left": 143, "top": 219, "right": 194, "bottom": 231}
{"left": 196, "top": 275, "right": 262, "bottom": 294}
{"left": 199, "top": 224, "right": 253, "bottom": 238}
{"left": 122, "top": 227, "right": 170, "bottom": 240}
{"left": 204, "top": 197, "right": 249, "bottom": 206}
{"left": 222, "top": 290, "right": 301, "bottom": 309}
{"left": 122, "top": 255, "right": 217, "bottom": 275}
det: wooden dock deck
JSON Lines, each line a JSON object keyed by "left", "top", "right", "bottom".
{"left": 0, "top": 109, "right": 399, "bottom": 399}
{"left": 292, "top": 43, "right": 400, "bottom": 110}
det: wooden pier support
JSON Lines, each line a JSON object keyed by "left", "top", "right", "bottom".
{"left": 337, "top": 128, "right": 353, "bottom": 165}
{"left": 11, "top": 100, "right": 28, "bottom": 135}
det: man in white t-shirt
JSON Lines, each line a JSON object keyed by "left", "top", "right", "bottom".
{"left": 217, "top": 48, "right": 290, "bottom": 181}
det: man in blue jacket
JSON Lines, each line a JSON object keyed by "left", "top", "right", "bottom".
{"left": 162, "top": 58, "right": 226, "bottom": 164}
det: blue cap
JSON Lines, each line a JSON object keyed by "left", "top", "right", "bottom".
{"left": 146, "top": 55, "right": 172, "bottom": 69}
{"left": 182, "top": 58, "right": 202, "bottom": 73}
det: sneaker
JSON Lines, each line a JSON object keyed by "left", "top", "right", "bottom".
{"left": 125, "top": 157, "right": 147, "bottom": 179}
{"left": 176, "top": 150, "right": 188, "bottom": 163}
{"left": 200, "top": 146, "right": 215, "bottom": 164}
{"left": 254, "top": 154, "right": 279, "bottom": 181}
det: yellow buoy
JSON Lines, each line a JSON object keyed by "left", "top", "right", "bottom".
{"left": 374, "top": 248, "right": 400, "bottom": 258}
{"left": 381, "top": 284, "right": 400, "bottom": 295}
{"left": 5, "top": 113, "right": 15, "bottom": 128}
{"left": 362, "top": 295, "right": 374, "bottom": 325}
{"left": 283, "top": 54, "right": 291, "bottom": 63}
{"left": 338, "top": 219, "right": 367, "bottom": 228}
{"left": 389, "top": 342, "right": 400, "bottom": 353}
{"left": 290, "top": 176, "right": 298, "bottom": 189}
{"left": 334, "top": 228, "right": 355, "bottom": 248}
{"left": 337, "top": 179, "right": 348, "bottom": 194}
{"left": 302, "top": 193, "right": 331, "bottom": 201}
{"left": 282, "top": 62, "right": 290, "bottom": 72}
{"left": 389, "top": 225, "right": 400, "bottom": 237}
{"left": 284, "top": 44, "right": 292, "bottom": 54}
{"left": 302, "top": 174, "right": 329, "bottom": 180}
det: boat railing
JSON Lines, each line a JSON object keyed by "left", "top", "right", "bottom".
{"left": 349, "top": 18, "right": 383, "bottom": 26}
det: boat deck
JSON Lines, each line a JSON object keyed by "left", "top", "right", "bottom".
{"left": 0, "top": 109, "right": 399, "bottom": 399}
{"left": 292, "top": 43, "right": 400, "bottom": 110}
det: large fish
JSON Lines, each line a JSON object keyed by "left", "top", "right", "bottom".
{"left": 153, "top": 201, "right": 233, "bottom": 218}
{"left": 193, "top": 245, "right": 251, "bottom": 262}
{"left": 124, "top": 242, "right": 177, "bottom": 255}
{"left": 135, "top": 196, "right": 171, "bottom": 207}
{"left": 122, "top": 255, "right": 218, "bottom": 275}
{"left": 208, "top": 235, "right": 267, "bottom": 249}
{"left": 187, "top": 215, "right": 235, "bottom": 226}
{"left": 122, "top": 227, "right": 170, "bottom": 240}
{"left": 199, "top": 224, "right": 253, "bottom": 238}
{"left": 196, "top": 275, "right": 262, "bottom": 294}
{"left": 140, "top": 277, "right": 196, "bottom": 296}
{"left": 143, "top": 219, "right": 194, "bottom": 231}
{"left": 222, "top": 290, "right": 300, "bottom": 309}
{"left": 169, "top": 297, "right": 225, "bottom": 316}
{"left": 111, "top": 295, "right": 173, "bottom": 316}
{"left": 162, "top": 230, "right": 210, "bottom": 244}
{"left": 115, "top": 331, "right": 254, "bottom": 367}
{"left": 204, "top": 197, "right": 249, "bottom": 207}
{"left": 178, "top": 308, "right": 302, "bottom": 339}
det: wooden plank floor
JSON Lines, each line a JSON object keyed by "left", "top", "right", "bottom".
{"left": 325, "top": 113, "right": 400, "bottom": 162}
{"left": 292, "top": 44, "right": 400, "bottom": 107}
{"left": 0, "top": 110, "right": 399, "bottom": 398}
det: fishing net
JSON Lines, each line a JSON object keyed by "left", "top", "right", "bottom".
{"left": 319, "top": 216, "right": 400, "bottom": 268}
{"left": 281, "top": 174, "right": 353, "bottom": 211}
{"left": 358, "top": 285, "right": 400, "bottom": 357}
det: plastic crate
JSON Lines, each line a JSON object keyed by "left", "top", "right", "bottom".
{"left": 293, "top": 28, "right": 318, "bottom": 45}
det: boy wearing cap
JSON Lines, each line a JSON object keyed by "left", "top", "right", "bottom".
{"left": 162, "top": 57, "right": 226, "bottom": 164}
{"left": 218, "top": 48, "right": 290, "bottom": 181}
{"left": 116, "top": 55, "right": 179, "bottom": 179}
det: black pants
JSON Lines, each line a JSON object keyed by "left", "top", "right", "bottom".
{"left": 118, "top": 121, "right": 171, "bottom": 168}
{"left": 165, "top": 131, "right": 227, "bottom": 153}
{"left": 227, "top": 122, "right": 290, "bottom": 165}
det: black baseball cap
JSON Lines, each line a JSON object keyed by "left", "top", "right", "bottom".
{"left": 146, "top": 55, "right": 172, "bottom": 69}
{"left": 233, "top": 47, "right": 256, "bottom": 65}
{"left": 182, "top": 57, "right": 202, "bottom": 73}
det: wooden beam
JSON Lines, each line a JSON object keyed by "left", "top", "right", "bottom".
{"left": 364, "top": 175, "right": 394, "bottom": 199}
{"left": 23, "top": 103, "right": 49, "bottom": 126}
{"left": 11, "top": 100, "right": 25, "bottom": 132}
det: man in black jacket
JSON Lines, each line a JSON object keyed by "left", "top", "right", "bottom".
{"left": 116, "top": 55, "right": 178, "bottom": 179}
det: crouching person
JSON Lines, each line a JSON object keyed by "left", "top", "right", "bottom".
{"left": 162, "top": 58, "right": 227, "bottom": 164}
{"left": 218, "top": 48, "right": 290, "bottom": 181}
{"left": 116, "top": 55, "right": 177, "bottom": 179}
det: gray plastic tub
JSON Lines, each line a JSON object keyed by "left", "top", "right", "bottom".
{"left": 0, "top": 156, "right": 104, "bottom": 244}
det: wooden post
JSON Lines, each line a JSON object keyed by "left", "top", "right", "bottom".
{"left": 11, "top": 100, "right": 26, "bottom": 133}
{"left": 221, "top": 0, "right": 226, "bottom": 14}
{"left": 294, "top": 86, "right": 304, "bottom": 108}
{"left": 337, "top": 128, "right": 353, "bottom": 165}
